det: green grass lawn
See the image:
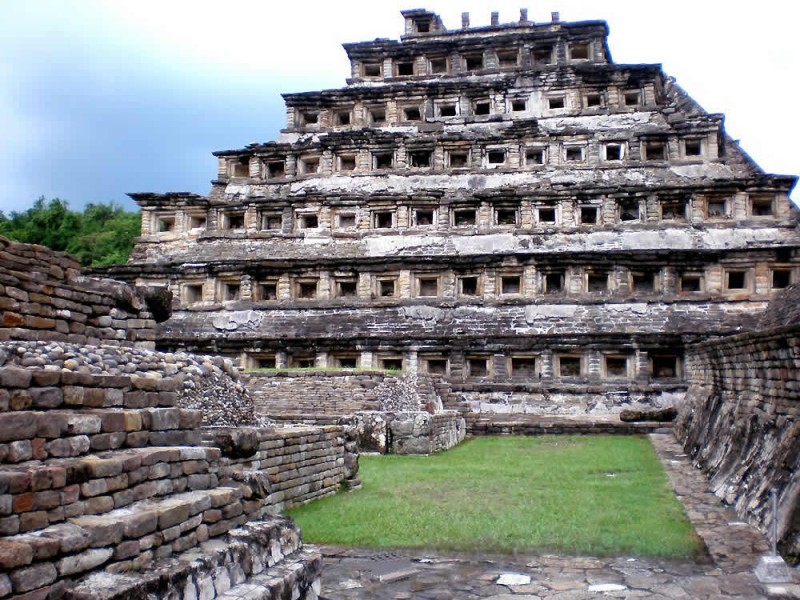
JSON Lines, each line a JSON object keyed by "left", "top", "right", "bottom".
{"left": 287, "top": 435, "right": 701, "bottom": 558}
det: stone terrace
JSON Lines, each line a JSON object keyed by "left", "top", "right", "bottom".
{"left": 0, "top": 237, "right": 361, "bottom": 599}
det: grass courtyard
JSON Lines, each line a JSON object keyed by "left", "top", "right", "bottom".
{"left": 287, "top": 435, "right": 701, "bottom": 558}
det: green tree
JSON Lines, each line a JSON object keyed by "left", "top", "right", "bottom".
{"left": 0, "top": 197, "right": 140, "bottom": 266}
{"left": 0, "top": 197, "right": 80, "bottom": 251}
{"left": 67, "top": 203, "right": 141, "bottom": 267}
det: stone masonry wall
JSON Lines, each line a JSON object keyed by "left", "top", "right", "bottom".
{"left": 204, "top": 425, "right": 360, "bottom": 513}
{"left": 1, "top": 340, "right": 257, "bottom": 428}
{"left": 675, "top": 285, "right": 800, "bottom": 559}
{"left": 389, "top": 411, "right": 466, "bottom": 455}
{"left": 454, "top": 386, "right": 685, "bottom": 416}
{"left": 244, "top": 370, "right": 439, "bottom": 418}
{"left": 0, "top": 353, "right": 352, "bottom": 597}
{"left": 0, "top": 236, "right": 156, "bottom": 348}
{"left": 759, "top": 284, "right": 800, "bottom": 329}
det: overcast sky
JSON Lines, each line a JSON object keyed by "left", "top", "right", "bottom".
{"left": 1, "top": 0, "right": 798, "bottom": 214}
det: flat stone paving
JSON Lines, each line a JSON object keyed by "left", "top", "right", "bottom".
{"left": 317, "top": 433, "right": 799, "bottom": 599}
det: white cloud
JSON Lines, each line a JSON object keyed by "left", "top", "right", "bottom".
{"left": 0, "top": 0, "right": 797, "bottom": 213}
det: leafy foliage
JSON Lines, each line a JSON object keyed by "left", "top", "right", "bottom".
{"left": 0, "top": 197, "right": 140, "bottom": 266}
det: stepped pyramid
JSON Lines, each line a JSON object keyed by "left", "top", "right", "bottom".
{"left": 114, "top": 8, "right": 799, "bottom": 418}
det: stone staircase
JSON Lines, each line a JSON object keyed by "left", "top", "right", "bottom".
{"left": 0, "top": 365, "right": 320, "bottom": 599}
{"left": 67, "top": 518, "right": 320, "bottom": 600}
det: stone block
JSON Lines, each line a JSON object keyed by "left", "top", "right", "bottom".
{"left": 89, "top": 432, "right": 126, "bottom": 451}
{"left": 9, "top": 561, "right": 57, "bottom": 593}
{"left": 125, "top": 431, "right": 149, "bottom": 447}
{"left": 32, "top": 490, "right": 61, "bottom": 511}
{"left": 0, "top": 412, "right": 38, "bottom": 443}
{"left": 0, "top": 539, "right": 34, "bottom": 569}
{"left": 23, "top": 534, "right": 61, "bottom": 561}
{"left": 84, "top": 495, "right": 114, "bottom": 515}
{"left": 62, "top": 386, "right": 85, "bottom": 406}
{"left": 123, "top": 391, "right": 150, "bottom": 408}
{"left": 161, "top": 524, "right": 180, "bottom": 542}
{"left": 45, "top": 435, "right": 90, "bottom": 458}
{"left": 157, "top": 502, "right": 191, "bottom": 530}
{"left": 65, "top": 414, "right": 102, "bottom": 435}
{"left": 31, "top": 370, "right": 60, "bottom": 386}
{"left": 142, "top": 408, "right": 181, "bottom": 431}
{"left": 58, "top": 547, "right": 113, "bottom": 576}
{"left": 202, "top": 509, "right": 222, "bottom": 523}
{"left": 83, "top": 388, "right": 106, "bottom": 408}
{"left": 61, "top": 485, "right": 80, "bottom": 504}
{"left": 37, "top": 524, "right": 84, "bottom": 556}
{"left": 36, "top": 413, "right": 68, "bottom": 439}
{"left": 148, "top": 463, "right": 170, "bottom": 479}
{"left": 29, "top": 387, "right": 63, "bottom": 409}
{"left": 7, "top": 440, "right": 33, "bottom": 462}
{"left": 83, "top": 457, "right": 123, "bottom": 479}
{"left": 187, "top": 474, "right": 212, "bottom": 490}
{"left": 140, "top": 448, "right": 180, "bottom": 466}
{"left": 172, "top": 531, "right": 197, "bottom": 553}
{"left": 19, "top": 510, "right": 49, "bottom": 532}
{"left": 112, "top": 540, "right": 140, "bottom": 561}
{"left": 105, "top": 388, "right": 125, "bottom": 406}
{"left": 0, "top": 366, "right": 32, "bottom": 388}
{"left": 0, "top": 515, "right": 20, "bottom": 535}
{"left": 182, "top": 460, "right": 208, "bottom": 475}
{"left": 158, "top": 391, "right": 178, "bottom": 407}
{"left": 179, "top": 409, "right": 203, "bottom": 429}
{"left": 70, "top": 515, "right": 124, "bottom": 547}
{"left": 123, "top": 509, "right": 157, "bottom": 538}
{"left": 206, "top": 487, "right": 240, "bottom": 508}
{"left": 80, "top": 479, "right": 108, "bottom": 498}
{"left": 101, "top": 411, "right": 143, "bottom": 432}
{"left": 9, "top": 389, "right": 32, "bottom": 410}
{"left": 105, "top": 474, "right": 128, "bottom": 493}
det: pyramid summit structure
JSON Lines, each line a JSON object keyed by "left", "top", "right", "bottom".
{"left": 113, "top": 8, "right": 798, "bottom": 418}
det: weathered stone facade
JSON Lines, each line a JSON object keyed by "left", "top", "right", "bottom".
{"left": 107, "top": 10, "right": 797, "bottom": 421}
{"left": 676, "top": 285, "right": 800, "bottom": 561}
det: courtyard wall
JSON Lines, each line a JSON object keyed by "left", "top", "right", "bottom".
{"left": 676, "top": 285, "right": 800, "bottom": 559}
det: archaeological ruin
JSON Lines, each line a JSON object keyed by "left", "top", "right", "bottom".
{"left": 108, "top": 9, "right": 797, "bottom": 423}
{"left": 1, "top": 7, "right": 799, "bottom": 599}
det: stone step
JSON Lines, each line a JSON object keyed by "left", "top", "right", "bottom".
{"left": 0, "top": 408, "right": 203, "bottom": 461}
{"left": 64, "top": 518, "right": 320, "bottom": 600}
{"left": 3, "top": 486, "right": 259, "bottom": 592}
{"left": 0, "top": 366, "right": 181, "bottom": 412}
{"left": 216, "top": 547, "right": 322, "bottom": 600}
{"left": 1, "top": 445, "right": 223, "bottom": 534}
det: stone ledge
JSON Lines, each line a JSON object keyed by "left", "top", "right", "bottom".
{"left": 65, "top": 518, "right": 319, "bottom": 600}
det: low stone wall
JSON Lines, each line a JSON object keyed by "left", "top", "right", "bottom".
{"left": 389, "top": 411, "right": 466, "bottom": 455}
{"left": 244, "top": 370, "right": 439, "bottom": 417}
{"left": 1, "top": 340, "right": 257, "bottom": 427}
{"left": 676, "top": 320, "right": 800, "bottom": 559}
{"left": 205, "top": 425, "right": 360, "bottom": 512}
{"left": 0, "top": 236, "right": 156, "bottom": 348}
{"left": 255, "top": 411, "right": 465, "bottom": 456}
{"left": 448, "top": 385, "right": 685, "bottom": 416}
{"left": 467, "top": 414, "right": 670, "bottom": 436}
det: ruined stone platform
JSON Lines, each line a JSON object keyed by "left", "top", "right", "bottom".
{"left": 315, "top": 433, "right": 799, "bottom": 599}
{"left": 466, "top": 413, "right": 671, "bottom": 436}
